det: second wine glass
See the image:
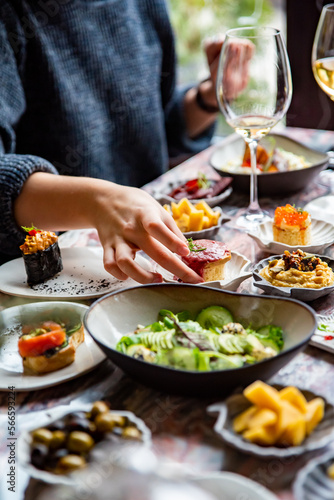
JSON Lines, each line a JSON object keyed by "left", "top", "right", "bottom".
{"left": 216, "top": 26, "right": 292, "bottom": 229}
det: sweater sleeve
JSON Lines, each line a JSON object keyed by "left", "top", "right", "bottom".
{"left": 0, "top": 15, "right": 58, "bottom": 259}
{"left": 164, "top": 84, "right": 216, "bottom": 162}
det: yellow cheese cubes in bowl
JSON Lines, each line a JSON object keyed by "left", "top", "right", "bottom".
{"left": 163, "top": 198, "right": 221, "bottom": 233}
{"left": 233, "top": 381, "right": 325, "bottom": 447}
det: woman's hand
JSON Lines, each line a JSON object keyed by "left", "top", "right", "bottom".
{"left": 202, "top": 35, "right": 254, "bottom": 105}
{"left": 14, "top": 173, "right": 204, "bottom": 285}
{"left": 91, "top": 183, "right": 204, "bottom": 284}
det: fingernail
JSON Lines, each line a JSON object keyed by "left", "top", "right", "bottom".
{"left": 178, "top": 245, "right": 190, "bottom": 256}
{"left": 153, "top": 274, "right": 163, "bottom": 283}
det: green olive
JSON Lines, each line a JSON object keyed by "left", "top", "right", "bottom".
{"left": 90, "top": 401, "right": 110, "bottom": 420}
{"left": 122, "top": 426, "right": 142, "bottom": 440}
{"left": 31, "top": 428, "right": 53, "bottom": 446}
{"left": 49, "top": 430, "right": 67, "bottom": 449}
{"left": 95, "top": 412, "right": 126, "bottom": 432}
{"left": 67, "top": 431, "right": 95, "bottom": 453}
{"left": 56, "top": 454, "right": 86, "bottom": 472}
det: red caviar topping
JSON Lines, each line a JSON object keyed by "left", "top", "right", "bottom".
{"left": 274, "top": 204, "right": 309, "bottom": 227}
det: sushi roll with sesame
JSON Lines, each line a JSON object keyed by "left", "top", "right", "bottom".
{"left": 20, "top": 226, "right": 63, "bottom": 285}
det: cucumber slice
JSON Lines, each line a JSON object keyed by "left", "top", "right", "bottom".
{"left": 196, "top": 306, "right": 233, "bottom": 331}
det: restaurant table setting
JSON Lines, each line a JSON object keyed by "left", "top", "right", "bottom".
{"left": 0, "top": 126, "right": 334, "bottom": 500}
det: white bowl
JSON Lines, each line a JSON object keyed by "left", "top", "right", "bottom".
{"left": 208, "top": 385, "right": 334, "bottom": 458}
{"left": 247, "top": 218, "right": 334, "bottom": 254}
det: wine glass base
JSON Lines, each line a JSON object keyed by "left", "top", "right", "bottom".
{"left": 235, "top": 209, "right": 271, "bottom": 230}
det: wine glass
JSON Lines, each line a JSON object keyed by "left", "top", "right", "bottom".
{"left": 216, "top": 26, "right": 292, "bottom": 229}
{"left": 312, "top": 3, "right": 334, "bottom": 189}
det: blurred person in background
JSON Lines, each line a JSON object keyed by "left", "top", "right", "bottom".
{"left": 0, "top": 0, "right": 249, "bottom": 283}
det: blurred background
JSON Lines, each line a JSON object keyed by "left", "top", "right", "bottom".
{"left": 168, "top": 0, "right": 334, "bottom": 137}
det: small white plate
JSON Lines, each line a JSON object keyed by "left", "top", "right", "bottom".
{"left": 0, "top": 302, "right": 106, "bottom": 391}
{"left": 304, "top": 196, "right": 334, "bottom": 225}
{"left": 191, "top": 472, "right": 278, "bottom": 500}
{"left": 247, "top": 218, "right": 334, "bottom": 254}
{"left": 153, "top": 251, "right": 251, "bottom": 291}
{"left": 310, "top": 313, "right": 334, "bottom": 353}
{"left": 0, "top": 247, "right": 148, "bottom": 299}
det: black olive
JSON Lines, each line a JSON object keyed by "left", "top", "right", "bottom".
{"left": 45, "top": 448, "right": 68, "bottom": 470}
{"left": 31, "top": 444, "right": 49, "bottom": 469}
{"left": 66, "top": 417, "right": 95, "bottom": 433}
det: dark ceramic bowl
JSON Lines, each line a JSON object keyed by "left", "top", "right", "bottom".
{"left": 294, "top": 449, "right": 334, "bottom": 500}
{"left": 253, "top": 254, "right": 334, "bottom": 302}
{"left": 210, "top": 133, "right": 329, "bottom": 196}
{"left": 84, "top": 284, "right": 316, "bottom": 398}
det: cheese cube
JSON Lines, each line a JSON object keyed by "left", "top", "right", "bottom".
{"left": 305, "top": 398, "right": 325, "bottom": 435}
{"left": 279, "top": 386, "right": 308, "bottom": 413}
{"left": 243, "top": 380, "right": 282, "bottom": 412}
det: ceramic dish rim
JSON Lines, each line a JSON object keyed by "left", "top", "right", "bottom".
{"left": 293, "top": 448, "right": 334, "bottom": 500}
{"left": 247, "top": 218, "right": 334, "bottom": 252}
{"left": 83, "top": 284, "right": 317, "bottom": 377}
{"left": 209, "top": 132, "right": 329, "bottom": 177}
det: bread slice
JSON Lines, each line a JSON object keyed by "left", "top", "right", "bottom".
{"left": 22, "top": 325, "right": 84, "bottom": 374}
{"left": 182, "top": 239, "right": 231, "bottom": 282}
{"left": 273, "top": 223, "right": 311, "bottom": 246}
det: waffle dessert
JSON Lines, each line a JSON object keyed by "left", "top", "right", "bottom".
{"left": 273, "top": 204, "right": 311, "bottom": 246}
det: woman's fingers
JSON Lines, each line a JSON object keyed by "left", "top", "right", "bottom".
{"left": 136, "top": 235, "right": 203, "bottom": 284}
{"left": 103, "top": 245, "right": 129, "bottom": 281}
{"left": 141, "top": 210, "right": 190, "bottom": 257}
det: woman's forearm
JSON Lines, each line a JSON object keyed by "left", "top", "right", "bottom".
{"left": 14, "top": 172, "right": 108, "bottom": 230}
{"left": 183, "top": 79, "right": 218, "bottom": 139}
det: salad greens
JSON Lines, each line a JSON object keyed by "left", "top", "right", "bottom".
{"left": 116, "top": 306, "right": 284, "bottom": 372}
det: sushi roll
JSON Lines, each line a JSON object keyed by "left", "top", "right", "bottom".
{"left": 20, "top": 226, "right": 63, "bottom": 285}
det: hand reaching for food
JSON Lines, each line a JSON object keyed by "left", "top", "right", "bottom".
{"left": 14, "top": 173, "right": 203, "bottom": 285}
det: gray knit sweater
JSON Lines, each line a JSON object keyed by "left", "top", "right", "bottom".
{"left": 0, "top": 0, "right": 213, "bottom": 261}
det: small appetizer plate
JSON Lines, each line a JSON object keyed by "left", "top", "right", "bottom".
{"left": 247, "top": 218, "right": 334, "bottom": 255}
{"left": 253, "top": 254, "right": 334, "bottom": 302}
{"left": 0, "top": 247, "right": 149, "bottom": 300}
{"left": 181, "top": 207, "right": 231, "bottom": 241}
{"left": 153, "top": 180, "right": 233, "bottom": 208}
{"left": 293, "top": 448, "right": 334, "bottom": 500}
{"left": 207, "top": 385, "right": 334, "bottom": 459}
{"left": 310, "top": 313, "right": 334, "bottom": 354}
{"left": 0, "top": 302, "right": 106, "bottom": 391}
{"left": 152, "top": 251, "right": 251, "bottom": 291}
{"left": 17, "top": 402, "right": 152, "bottom": 486}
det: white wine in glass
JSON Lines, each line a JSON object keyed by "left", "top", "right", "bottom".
{"left": 312, "top": 3, "right": 334, "bottom": 188}
{"left": 216, "top": 26, "right": 292, "bottom": 229}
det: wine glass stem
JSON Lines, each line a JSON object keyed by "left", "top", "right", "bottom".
{"left": 248, "top": 139, "right": 260, "bottom": 212}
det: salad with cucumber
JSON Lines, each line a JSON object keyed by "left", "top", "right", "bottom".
{"left": 116, "top": 306, "right": 284, "bottom": 372}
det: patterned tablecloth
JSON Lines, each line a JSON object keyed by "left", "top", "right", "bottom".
{"left": 0, "top": 127, "right": 334, "bottom": 500}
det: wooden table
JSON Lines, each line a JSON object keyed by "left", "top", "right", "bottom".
{"left": 0, "top": 127, "right": 333, "bottom": 500}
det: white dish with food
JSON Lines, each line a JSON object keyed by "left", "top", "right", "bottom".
{"left": 310, "top": 313, "right": 334, "bottom": 353}
{"left": 151, "top": 250, "right": 251, "bottom": 291}
{"left": 0, "top": 247, "right": 149, "bottom": 299}
{"left": 247, "top": 218, "right": 334, "bottom": 254}
{"left": 210, "top": 133, "right": 329, "bottom": 195}
{"left": 0, "top": 302, "right": 106, "bottom": 391}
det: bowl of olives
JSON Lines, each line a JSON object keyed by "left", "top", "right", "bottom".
{"left": 18, "top": 401, "right": 152, "bottom": 485}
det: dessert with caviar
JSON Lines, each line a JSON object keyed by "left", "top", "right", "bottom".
{"left": 20, "top": 225, "right": 63, "bottom": 285}
{"left": 181, "top": 239, "right": 231, "bottom": 282}
{"left": 273, "top": 204, "right": 311, "bottom": 246}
